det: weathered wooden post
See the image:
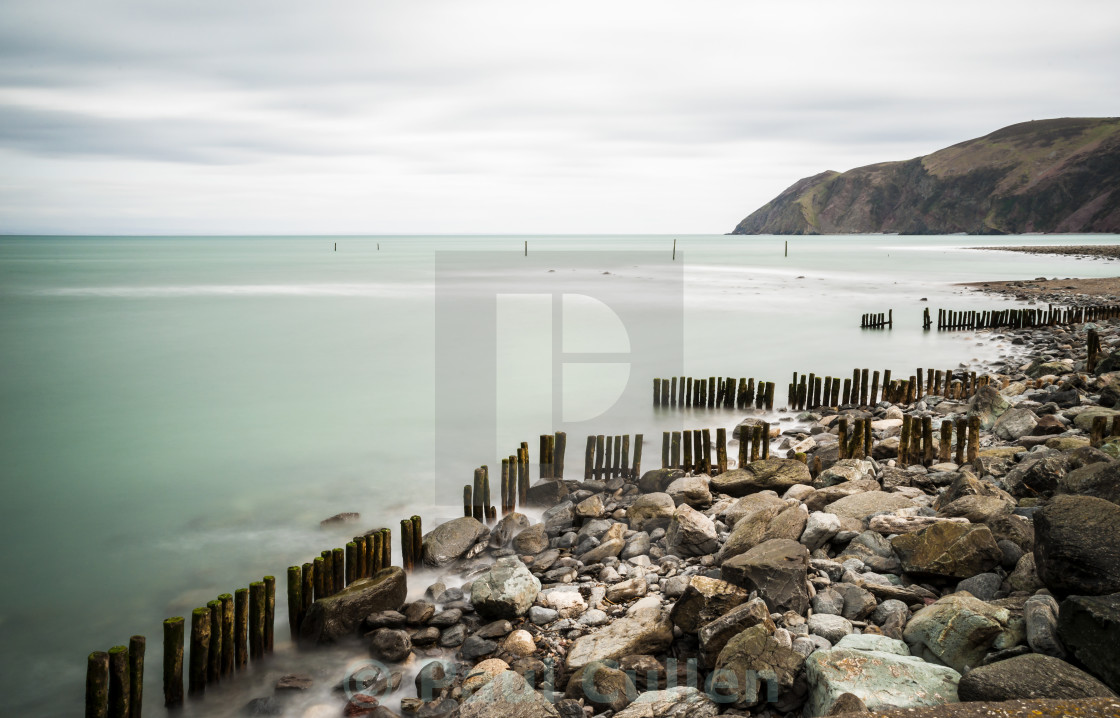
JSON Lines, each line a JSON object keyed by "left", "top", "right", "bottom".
{"left": 411, "top": 516, "right": 422, "bottom": 567}
{"left": 922, "top": 416, "right": 934, "bottom": 466}
{"left": 321, "top": 550, "right": 334, "bottom": 596}
{"left": 249, "top": 582, "right": 265, "bottom": 660}
{"left": 162, "top": 617, "right": 184, "bottom": 707}
{"left": 472, "top": 468, "right": 484, "bottom": 522}
{"left": 670, "top": 431, "right": 681, "bottom": 469}
{"left": 206, "top": 599, "right": 222, "bottom": 682}
{"left": 313, "top": 556, "right": 326, "bottom": 600}
{"left": 87, "top": 650, "right": 110, "bottom": 718}
{"left": 765, "top": 382, "right": 775, "bottom": 410}
{"left": 939, "top": 420, "right": 952, "bottom": 463}
{"left": 234, "top": 588, "right": 248, "bottom": 668}
{"left": 761, "top": 423, "right": 771, "bottom": 459}
{"left": 751, "top": 425, "right": 761, "bottom": 462}
{"left": 702, "top": 429, "right": 713, "bottom": 473}
{"left": 380, "top": 527, "right": 391, "bottom": 569}
{"left": 584, "top": 436, "right": 594, "bottom": 480}
{"left": 738, "top": 430, "right": 747, "bottom": 468}
{"left": 107, "top": 645, "right": 129, "bottom": 718}
{"left": 554, "top": 431, "right": 567, "bottom": 479}
{"left": 401, "top": 520, "right": 414, "bottom": 572}
{"left": 838, "top": 418, "right": 849, "bottom": 460}
{"left": 967, "top": 415, "right": 980, "bottom": 463}
{"left": 287, "top": 567, "right": 302, "bottom": 642}
{"left": 539, "top": 435, "right": 551, "bottom": 479}
{"left": 653, "top": 378, "right": 661, "bottom": 407}
{"left": 621, "top": 434, "right": 631, "bottom": 477}
{"left": 605, "top": 435, "right": 614, "bottom": 477}
{"left": 129, "top": 635, "right": 144, "bottom": 717}
{"left": 500, "top": 458, "right": 511, "bottom": 514}
{"left": 189, "top": 607, "right": 210, "bottom": 695}
{"left": 298, "top": 564, "right": 312, "bottom": 635}
{"left": 716, "top": 427, "right": 727, "bottom": 474}
{"left": 633, "top": 434, "right": 643, "bottom": 477}
{"left": 682, "top": 430, "right": 693, "bottom": 473}
{"left": 954, "top": 417, "right": 966, "bottom": 465}
{"left": 518, "top": 445, "right": 529, "bottom": 505}
{"left": 1091, "top": 415, "right": 1108, "bottom": 447}
{"left": 898, "top": 416, "right": 911, "bottom": 468}
{"left": 1089, "top": 328, "right": 1101, "bottom": 373}
{"left": 346, "top": 542, "right": 358, "bottom": 585}
{"left": 863, "top": 416, "right": 872, "bottom": 457}
{"left": 331, "top": 548, "right": 344, "bottom": 594}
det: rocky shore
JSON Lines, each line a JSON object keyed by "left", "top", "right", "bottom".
{"left": 251, "top": 285, "right": 1120, "bottom": 718}
{"left": 974, "top": 245, "right": 1120, "bottom": 260}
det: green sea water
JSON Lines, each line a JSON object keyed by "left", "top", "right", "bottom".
{"left": 1, "top": 234, "right": 1117, "bottom": 716}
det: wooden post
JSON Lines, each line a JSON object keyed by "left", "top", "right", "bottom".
{"left": 584, "top": 436, "right": 594, "bottom": 480}
{"left": 654, "top": 377, "right": 661, "bottom": 407}
{"left": 539, "top": 435, "right": 551, "bottom": 479}
{"left": 107, "top": 645, "right": 129, "bottom": 718}
{"left": 206, "top": 599, "right": 222, "bottom": 683}
{"left": 298, "top": 563, "right": 312, "bottom": 634}
{"left": 967, "top": 415, "right": 980, "bottom": 463}
{"left": 323, "top": 549, "right": 336, "bottom": 595}
{"left": 682, "top": 430, "right": 693, "bottom": 473}
{"left": 838, "top": 417, "right": 849, "bottom": 459}
{"left": 751, "top": 425, "right": 761, "bottom": 462}
{"left": 1091, "top": 415, "right": 1108, "bottom": 447}
{"left": 851, "top": 368, "right": 861, "bottom": 407}
{"left": 621, "top": 434, "right": 631, "bottom": 477}
{"left": 287, "top": 567, "right": 302, "bottom": 642}
{"left": 189, "top": 607, "right": 210, "bottom": 695}
{"left": 518, "top": 445, "right": 529, "bottom": 505}
{"left": 672, "top": 238, "right": 676, "bottom": 260}
{"left": 313, "top": 556, "right": 326, "bottom": 600}
{"left": 760, "top": 423, "right": 770, "bottom": 459}
{"left": 922, "top": 416, "right": 934, "bottom": 466}
{"left": 234, "top": 587, "right": 248, "bottom": 668}
{"left": 1089, "top": 328, "right": 1101, "bottom": 373}
{"left": 472, "top": 468, "right": 484, "bottom": 521}
{"left": 554, "top": 431, "right": 566, "bottom": 479}
{"left": 661, "top": 432, "right": 670, "bottom": 469}
{"left": 612, "top": 435, "right": 621, "bottom": 478}
{"left": 784, "top": 240, "right": 788, "bottom": 257}
{"left": 765, "top": 382, "right": 775, "bottom": 410}
{"left": 1111, "top": 415, "right": 1120, "bottom": 439}
{"left": 500, "top": 458, "right": 511, "bottom": 513}
{"left": 898, "top": 416, "right": 910, "bottom": 468}
{"left": 346, "top": 542, "right": 358, "bottom": 585}
{"left": 331, "top": 548, "right": 344, "bottom": 593}
{"left": 716, "top": 427, "right": 727, "bottom": 474}
{"left": 955, "top": 417, "right": 966, "bottom": 465}
{"left": 939, "top": 420, "right": 952, "bottom": 463}
{"left": 401, "top": 520, "right": 414, "bottom": 572}
{"left": 87, "top": 651, "right": 109, "bottom": 718}
{"left": 702, "top": 429, "right": 713, "bottom": 474}
{"left": 633, "top": 434, "right": 643, "bottom": 477}
{"left": 162, "top": 618, "right": 184, "bottom": 707}
{"left": 249, "top": 582, "right": 265, "bottom": 660}
{"left": 842, "top": 379, "right": 851, "bottom": 405}
{"left": 692, "top": 430, "right": 703, "bottom": 473}
{"left": 670, "top": 431, "right": 681, "bottom": 469}
{"left": 129, "top": 635, "right": 144, "bottom": 718}
{"left": 264, "top": 576, "right": 276, "bottom": 653}
{"left": 738, "top": 429, "right": 747, "bottom": 468}
{"left": 605, "top": 435, "right": 614, "bottom": 477}
{"left": 860, "top": 369, "right": 869, "bottom": 406}
{"left": 595, "top": 434, "right": 606, "bottom": 478}
{"left": 380, "top": 528, "right": 391, "bottom": 569}
{"left": 863, "top": 416, "right": 872, "bottom": 457}
{"left": 411, "top": 515, "right": 422, "bottom": 568}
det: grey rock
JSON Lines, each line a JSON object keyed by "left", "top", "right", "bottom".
{"left": 957, "top": 573, "right": 1003, "bottom": 601}
{"left": 1035, "top": 495, "right": 1120, "bottom": 595}
{"left": 512, "top": 523, "right": 549, "bottom": 555}
{"left": 628, "top": 493, "right": 677, "bottom": 532}
{"left": 808, "top": 613, "right": 853, "bottom": 643}
{"left": 458, "top": 670, "right": 560, "bottom": 718}
{"left": 958, "top": 653, "right": 1116, "bottom": 701}
{"left": 903, "top": 593, "right": 1023, "bottom": 673}
{"left": 664, "top": 504, "right": 719, "bottom": 557}
{"left": 422, "top": 518, "right": 490, "bottom": 568}
{"left": 721, "top": 538, "right": 810, "bottom": 614}
{"left": 1058, "top": 593, "right": 1120, "bottom": 693}
{"left": 489, "top": 512, "right": 531, "bottom": 549}
{"left": 301, "top": 567, "right": 408, "bottom": 645}
{"left": 1024, "top": 593, "right": 1065, "bottom": 658}
{"left": 368, "top": 628, "right": 412, "bottom": 663}
{"left": 612, "top": 687, "right": 719, "bottom": 718}
{"left": 471, "top": 557, "right": 541, "bottom": 619}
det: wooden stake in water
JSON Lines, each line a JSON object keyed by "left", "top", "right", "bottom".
{"left": 313, "top": 556, "right": 325, "bottom": 600}
{"left": 633, "top": 433, "right": 643, "bottom": 477}
{"left": 670, "top": 431, "right": 681, "bottom": 469}
{"left": 206, "top": 599, "right": 222, "bottom": 683}
{"left": 264, "top": 575, "right": 276, "bottom": 652}
{"left": 129, "top": 635, "right": 145, "bottom": 718}
{"left": 234, "top": 588, "right": 248, "bottom": 668}
{"left": 299, "top": 564, "right": 312, "bottom": 635}
{"left": 939, "top": 420, "right": 952, "bottom": 463}
{"left": 967, "top": 415, "right": 980, "bottom": 463}
{"left": 346, "top": 542, "right": 358, "bottom": 585}
{"left": 401, "top": 520, "right": 414, "bottom": 572}
{"left": 673, "top": 238, "right": 676, "bottom": 260}
{"left": 716, "top": 427, "right": 727, "bottom": 474}
{"left": 107, "top": 645, "right": 129, "bottom": 718}
{"left": 554, "top": 431, "right": 567, "bottom": 479}
{"left": 87, "top": 651, "right": 109, "bottom": 718}
{"left": 162, "top": 617, "right": 184, "bottom": 707}
{"left": 411, "top": 515, "right": 422, "bottom": 568}
{"left": 380, "top": 527, "right": 391, "bottom": 569}
{"left": 472, "top": 468, "right": 484, "bottom": 522}
{"left": 760, "top": 423, "right": 770, "bottom": 459}
{"left": 838, "top": 418, "right": 849, "bottom": 460}
{"left": 287, "top": 566, "right": 302, "bottom": 642}
{"left": 249, "top": 582, "right": 265, "bottom": 660}
{"left": 898, "top": 416, "right": 910, "bottom": 468}
{"left": 331, "top": 549, "right": 344, "bottom": 594}
{"left": 189, "top": 607, "right": 210, "bottom": 695}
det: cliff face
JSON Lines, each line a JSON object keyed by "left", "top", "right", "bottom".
{"left": 732, "top": 118, "right": 1120, "bottom": 235}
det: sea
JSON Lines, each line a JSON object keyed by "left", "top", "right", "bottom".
{"left": 1, "top": 234, "right": 1117, "bottom": 716}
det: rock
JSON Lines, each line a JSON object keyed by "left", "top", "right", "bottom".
{"left": 994, "top": 407, "right": 1040, "bottom": 440}
{"left": 891, "top": 522, "right": 1002, "bottom": 579}
{"left": 637, "top": 469, "right": 684, "bottom": 494}
{"left": 529, "top": 606, "right": 557, "bottom": 624}
{"left": 1058, "top": 459, "right": 1120, "bottom": 505}
{"left": 721, "top": 491, "right": 787, "bottom": 528}
{"left": 488, "top": 512, "right": 531, "bottom": 549}
{"left": 404, "top": 600, "right": 435, "bottom": 625}
{"left": 627, "top": 493, "right": 677, "bottom": 532}
{"left": 696, "top": 597, "right": 774, "bottom": 668}
{"left": 275, "top": 673, "right": 313, "bottom": 691}
{"left": 1073, "top": 406, "right": 1120, "bottom": 431}
{"left": 612, "top": 687, "right": 719, "bottom": 718}
{"left": 470, "top": 557, "right": 540, "bottom": 620}
{"left": 363, "top": 610, "right": 407, "bottom": 631}
{"left": 1004, "top": 454, "right": 1069, "bottom": 497}
{"left": 321, "top": 512, "right": 361, "bottom": 526}
{"left": 416, "top": 660, "right": 453, "bottom": 701}
{"left": 501, "top": 629, "right": 535, "bottom": 658}
{"left": 827, "top": 692, "right": 869, "bottom": 715}
{"left": 458, "top": 670, "right": 560, "bottom": 718}
{"left": 301, "top": 567, "right": 408, "bottom": 644}
{"left": 804, "top": 634, "right": 960, "bottom": 716}
{"left": 833, "top": 582, "right": 878, "bottom": 621}
{"left": 512, "top": 523, "right": 549, "bottom": 555}
{"left": 664, "top": 504, "right": 719, "bottom": 557}
{"left": 805, "top": 479, "right": 881, "bottom": 512}
{"left": 969, "top": 385, "right": 1011, "bottom": 430}
{"left": 459, "top": 635, "right": 497, "bottom": 661}
{"left": 709, "top": 458, "right": 813, "bottom": 496}
{"left": 935, "top": 469, "right": 1013, "bottom": 510}
{"left": 837, "top": 530, "right": 900, "bottom": 573}
{"left": 957, "top": 573, "right": 1003, "bottom": 602}
{"left": 903, "top": 593, "right": 1023, "bottom": 673}
{"left": 422, "top": 518, "right": 489, "bottom": 568}
{"left": 665, "top": 475, "right": 712, "bottom": 508}
{"left": 1058, "top": 593, "right": 1120, "bottom": 693}
{"left": 721, "top": 503, "right": 807, "bottom": 561}
{"left": 564, "top": 606, "right": 673, "bottom": 671}
{"left": 368, "top": 628, "right": 412, "bottom": 663}
{"left": 579, "top": 537, "right": 624, "bottom": 563}
{"left": 713, "top": 623, "right": 806, "bottom": 710}
{"left": 801, "top": 511, "right": 841, "bottom": 550}
{"left": 1008, "top": 552, "right": 1044, "bottom": 593}
{"left": 575, "top": 493, "right": 606, "bottom": 519}
{"left": 607, "top": 577, "right": 648, "bottom": 603}
{"left": 957, "top": 653, "right": 1116, "bottom": 701}
{"left": 543, "top": 502, "right": 575, "bottom": 536}
{"left": 721, "top": 538, "right": 811, "bottom": 614}
{"left": 461, "top": 658, "right": 510, "bottom": 697}
{"left": 439, "top": 624, "right": 466, "bottom": 647}
{"left": 565, "top": 660, "right": 637, "bottom": 711}
{"left": 825, "top": 491, "right": 915, "bottom": 523}
{"left": 1034, "top": 495, "right": 1120, "bottom": 595}
{"left": 816, "top": 459, "right": 873, "bottom": 487}
{"left": 539, "top": 587, "right": 587, "bottom": 618}
{"left": 668, "top": 575, "right": 750, "bottom": 633}
{"left": 621, "top": 531, "right": 651, "bottom": 560}
{"left": 1024, "top": 593, "right": 1065, "bottom": 658}
{"left": 525, "top": 480, "right": 569, "bottom": 508}
{"left": 808, "top": 613, "right": 854, "bottom": 643}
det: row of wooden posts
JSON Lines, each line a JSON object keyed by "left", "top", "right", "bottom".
{"left": 788, "top": 367, "right": 991, "bottom": 412}
{"left": 84, "top": 638, "right": 144, "bottom": 718}
{"left": 584, "top": 433, "right": 644, "bottom": 480}
{"left": 462, "top": 432, "right": 569, "bottom": 521}
{"left": 861, "top": 310, "right": 893, "bottom": 329}
{"left": 934, "top": 304, "right": 1120, "bottom": 331}
{"left": 653, "top": 376, "right": 776, "bottom": 410}
{"left": 660, "top": 424, "right": 769, "bottom": 475}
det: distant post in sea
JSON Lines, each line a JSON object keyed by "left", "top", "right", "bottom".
{"left": 672, "top": 238, "right": 676, "bottom": 260}
{"left": 524, "top": 240, "right": 527, "bottom": 256}
{"left": 784, "top": 240, "right": 788, "bottom": 257}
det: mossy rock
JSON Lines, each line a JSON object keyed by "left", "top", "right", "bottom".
{"left": 1045, "top": 437, "right": 1091, "bottom": 452}
{"left": 979, "top": 446, "right": 1023, "bottom": 461}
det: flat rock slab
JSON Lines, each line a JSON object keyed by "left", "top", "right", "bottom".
{"left": 891, "top": 522, "right": 1002, "bottom": 579}
{"left": 826, "top": 697, "right": 1120, "bottom": 718}
{"left": 957, "top": 653, "right": 1116, "bottom": 702}
{"left": 564, "top": 607, "right": 673, "bottom": 672}
{"left": 710, "top": 459, "right": 812, "bottom": 496}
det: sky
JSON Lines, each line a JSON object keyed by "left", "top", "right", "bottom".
{"left": 0, "top": 0, "right": 1118, "bottom": 235}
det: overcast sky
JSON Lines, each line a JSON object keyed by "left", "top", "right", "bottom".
{"left": 1, "top": 1, "right": 1117, "bottom": 235}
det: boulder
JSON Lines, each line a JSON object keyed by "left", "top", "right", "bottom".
{"left": 720, "top": 491, "right": 787, "bottom": 528}
{"left": 565, "top": 606, "right": 673, "bottom": 671}
{"left": 368, "top": 628, "right": 412, "bottom": 663}
{"left": 1008, "top": 552, "right": 1044, "bottom": 593}
{"left": 1034, "top": 495, "right": 1120, "bottom": 595}
{"left": 470, "top": 557, "right": 540, "bottom": 619}
{"left": 301, "top": 567, "right": 408, "bottom": 644}
{"left": 800, "top": 511, "right": 841, "bottom": 550}
{"left": 968, "top": 385, "right": 1010, "bottom": 430}
{"left": 825, "top": 491, "right": 915, "bottom": 523}
{"left": 804, "top": 634, "right": 959, "bottom": 717}
{"left": 1058, "top": 459, "right": 1120, "bottom": 505}
{"left": 1024, "top": 593, "right": 1065, "bottom": 658}
{"left": 422, "top": 518, "right": 489, "bottom": 568}
{"left": 512, "top": 523, "right": 549, "bottom": 555}
{"left": 808, "top": 613, "right": 853, "bottom": 643}
{"left": 458, "top": 670, "right": 560, "bottom": 718}
{"left": 665, "top": 475, "right": 712, "bottom": 508}
{"left": 814, "top": 459, "right": 873, "bottom": 487}
{"left": 957, "top": 653, "right": 1116, "bottom": 701}
{"left": 637, "top": 469, "right": 683, "bottom": 494}
{"left": 664, "top": 504, "right": 719, "bottom": 557}
{"left": 612, "top": 687, "right": 719, "bottom": 718}
{"left": 461, "top": 658, "right": 510, "bottom": 697}
{"left": 993, "top": 407, "right": 1040, "bottom": 440}
{"left": 891, "top": 522, "right": 1002, "bottom": 579}
{"left": 720, "top": 503, "right": 806, "bottom": 561}
{"left": 575, "top": 493, "right": 607, "bottom": 520}
{"left": 1073, "top": 406, "right": 1120, "bottom": 432}
{"left": 709, "top": 458, "right": 812, "bottom": 496}
{"left": 712, "top": 624, "right": 806, "bottom": 711}
{"left": 805, "top": 479, "right": 881, "bottom": 513}
{"left": 488, "top": 512, "right": 531, "bottom": 549}
{"left": 627, "top": 493, "right": 676, "bottom": 532}
{"left": 1004, "top": 454, "right": 1068, "bottom": 497}
{"left": 1058, "top": 593, "right": 1120, "bottom": 693}
{"left": 696, "top": 597, "right": 774, "bottom": 669}
{"left": 525, "top": 480, "right": 569, "bottom": 508}
{"left": 721, "top": 538, "right": 810, "bottom": 614}
{"left": 565, "top": 660, "right": 637, "bottom": 712}
{"left": 667, "top": 575, "right": 750, "bottom": 633}
{"left": 903, "top": 593, "right": 1023, "bottom": 672}
{"left": 935, "top": 470, "right": 1014, "bottom": 510}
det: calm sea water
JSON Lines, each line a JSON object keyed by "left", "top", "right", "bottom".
{"left": 1, "top": 234, "right": 1117, "bottom": 716}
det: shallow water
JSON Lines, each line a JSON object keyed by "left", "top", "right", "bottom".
{"left": 0, "top": 233, "right": 1117, "bottom": 716}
